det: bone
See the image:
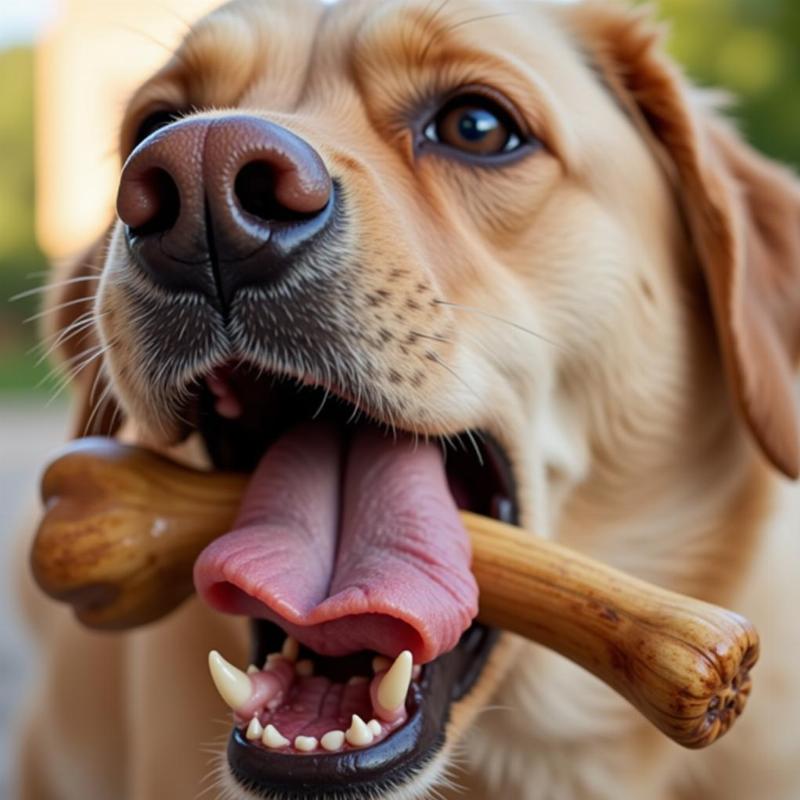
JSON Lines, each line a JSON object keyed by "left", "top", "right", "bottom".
{"left": 31, "top": 438, "right": 760, "bottom": 750}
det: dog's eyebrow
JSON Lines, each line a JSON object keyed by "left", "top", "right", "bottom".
{"left": 349, "top": 3, "right": 576, "bottom": 165}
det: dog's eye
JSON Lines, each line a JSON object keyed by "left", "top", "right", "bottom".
{"left": 134, "top": 110, "right": 182, "bottom": 147}
{"left": 423, "top": 95, "right": 527, "bottom": 159}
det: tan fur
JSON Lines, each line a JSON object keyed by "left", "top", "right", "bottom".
{"left": 18, "top": 1, "right": 800, "bottom": 798}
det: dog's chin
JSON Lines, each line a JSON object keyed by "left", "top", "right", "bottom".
{"left": 127, "top": 361, "right": 518, "bottom": 800}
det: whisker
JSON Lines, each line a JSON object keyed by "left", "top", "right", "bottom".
{"left": 24, "top": 295, "right": 95, "bottom": 324}
{"left": 33, "top": 315, "right": 100, "bottom": 366}
{"left": 425, "top": 351, "right": 481, "bottom": 406}
{"left": 10, "top": 276, "right": 100, "bottom": 302}
{"left": 43, "top": 343, "right": 111, "bottom": 406}
{"left": 434, "top": 299, "right": 562, "bottom": 350}
{"left": 83, "top": 380, "right": 114, "bottom": 437}
{"left": 409, "top": 331, "right": 449, "bottom": 345}
{"left": 421, "top": 7, "right": 515, "bottom": 63}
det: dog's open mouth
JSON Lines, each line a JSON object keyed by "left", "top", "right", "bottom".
{"left": 181, "top": 364, "right": 516, "bottom": 796}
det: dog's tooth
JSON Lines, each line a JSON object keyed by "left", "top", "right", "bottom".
{"left": 262, "top": 724, "right": 290, "bottom": 749}
{"left": 372, "top": 656, "right": 391, "bottom": 673}
{"left": 294, "top": 736, "right": 318, "bottom": 752}
{"left": 245, "top": 717, "right": 263, "bottom": 741}
{"left": 345, "top": 714, "right": 374, "bottom": 747}
{"left": 264, "top": 653, "right": 283, "bottom": 670}
{"left": 208, "top": 651, "right": 252, "bottom": 712}
{"left": 367, "top": 719, "right": 382, "bottom": 737}
{"left": 412, "top": 665, "right": 422, "bottom": 680}
{"left": 347, "top": 676, "right": 369, "bottom": 686}
{"left": 281, "top": 637, "right": 300, "bottom": 663}
{"left": 295, "top": 659, "right": 314, "bottom": 677}
{"left": 377, "top": 651, "right": 413, "bottom": 714}
{"left": 246, "top": 664, "right": 259, "bottom": 676}
{"left": 320, "top": 730, "right": 345, "bottom": 752}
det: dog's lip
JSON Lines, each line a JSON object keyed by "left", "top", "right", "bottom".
{"left": 227, "top": 624, "right": 500, "bottom": 798}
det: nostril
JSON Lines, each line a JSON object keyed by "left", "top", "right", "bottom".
{"left": 119, "top": 167, "right": 181, "bottom": 236}
{"left": 234, "top": 161, "right": 314, "bottom": 224}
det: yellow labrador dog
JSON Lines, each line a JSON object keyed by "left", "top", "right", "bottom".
{"left": 19, "top": 1, "right": 800, "bottom": 798}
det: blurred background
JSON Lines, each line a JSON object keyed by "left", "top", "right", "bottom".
{"left": 0, "top": 0, "right": 797, "bottom": 795}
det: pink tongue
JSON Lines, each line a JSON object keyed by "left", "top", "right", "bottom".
{"left": 193, "top": 423, "right": 478, "bottom": 663}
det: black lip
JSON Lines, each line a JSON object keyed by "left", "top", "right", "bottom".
{"left": 227, "top": 624, "right": 500, "bottom": 799}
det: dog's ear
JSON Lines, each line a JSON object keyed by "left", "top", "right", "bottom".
{"left": 568, "top": 2, "right": 800, "bottom": 479}
{"left": 44, "top": 229, "right": 122, "bottom": 439}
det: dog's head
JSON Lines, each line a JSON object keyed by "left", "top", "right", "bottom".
{"left": 47, "top": 1, "right": 800, "bottom": 798}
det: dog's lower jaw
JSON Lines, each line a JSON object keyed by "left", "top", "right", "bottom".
{"left": 211, "top": 633, "right": 520, "bottom": 800}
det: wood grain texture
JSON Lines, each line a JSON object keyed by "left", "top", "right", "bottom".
{"left": 31, "top": 437, "right": 759, "bottom": 749}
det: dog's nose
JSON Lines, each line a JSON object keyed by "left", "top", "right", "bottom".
{"left": 117, "top": 115, "right": 333, "bottom": 306}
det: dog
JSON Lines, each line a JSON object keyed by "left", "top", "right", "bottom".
{"left": 17, "top": 1, "right": 800, "bottom": 798}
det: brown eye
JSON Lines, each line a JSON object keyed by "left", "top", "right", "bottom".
{"left": 424, "top": 95, "right": 528, "bottom": 160}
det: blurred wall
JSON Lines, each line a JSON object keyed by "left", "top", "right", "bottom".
{"left": 36, "top": 0, "right": 218, "bottom": 260}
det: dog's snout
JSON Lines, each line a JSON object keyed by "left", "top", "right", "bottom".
{"left": 117, "top": 115, "right": 333, "bottom": 306}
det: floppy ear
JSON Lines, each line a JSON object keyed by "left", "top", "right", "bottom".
{"left": 44, "top": 229, "right": 123, "bottom": 439}
{"left": 569, "top": 2, "right": 800, "bottom": 479}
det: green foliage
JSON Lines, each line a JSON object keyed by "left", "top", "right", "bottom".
{"left": 654, "top": 0, "right": 800, "bottom": 169}
{"left": 0, "top": 45, "right": 48, "bottom": 390}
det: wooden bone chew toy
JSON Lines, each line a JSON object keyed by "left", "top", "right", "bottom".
{"left": 31, "top": 437, "right": 759, "bottom": 750}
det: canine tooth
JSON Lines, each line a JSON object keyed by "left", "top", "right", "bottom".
{"left": 348, "top": 676, "right": 369, "bottom": 686}
{"left": 345, "top": 714, "right": 374, "bottom": 747}
{"left": 247, "top": 664, "right": 259, "bottom": 675}
{"left": 246, "top": 717, "right": 264, "bottom": 741}
{"left": 320, "top": 730, "right": 345, "bottom": 751}
{"left": 372, "top": 656, "right": 391, "bottom": 673}
{"left": 367, "top": 719, "right": 382, "bottom": 737}
{"left": 412, "top": 665, "right": 422, "bottom": 680}
{"left": 208, "top": 651, "right": 252, "bottom": 712}
{"left": 295, "top": 659, "right": 314, "bottom": 677}
{"left": 281, "top": 637, "right": 300, "bottom": 662}
{"left": 294, "top": 736, "right": 318, "bottom": 752}
{"left": 377, "top": 651, "right": 413, "bottom": 713}
{"left": 262, "top": 724, "right": 290, "bottom": 749}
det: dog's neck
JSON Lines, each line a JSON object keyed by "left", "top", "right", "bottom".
{"left": 545, "top": 316, "right": 773, "bottom": 606}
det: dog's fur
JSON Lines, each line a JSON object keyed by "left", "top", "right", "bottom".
{"left": 17, "top": 1, "right": 800, "bottom": 798}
